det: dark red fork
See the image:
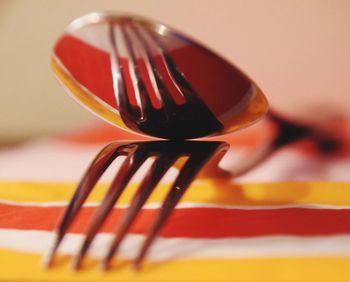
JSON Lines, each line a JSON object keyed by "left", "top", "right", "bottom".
{"left": 42, "top": 141, "right": 229, "bottom": 270}
{"left": 42, "top": 112, "right": 346, "bottom": 270}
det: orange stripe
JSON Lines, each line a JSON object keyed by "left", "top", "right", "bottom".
{"left": 2, "top": 181, "right": 350, "bottom": 206}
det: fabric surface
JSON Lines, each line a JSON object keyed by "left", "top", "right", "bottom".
{"left": 0, "top": 119, "right": 350, "bottom": 281}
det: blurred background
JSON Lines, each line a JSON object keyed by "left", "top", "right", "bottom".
{"left": 1, "top": 0, "right": 349, "bottom": 144}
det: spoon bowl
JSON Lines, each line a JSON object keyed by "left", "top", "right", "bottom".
{"left": 52, "top": 12, "right": 268, "bottom": 139}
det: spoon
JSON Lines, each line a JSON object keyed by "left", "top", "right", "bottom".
{"left": 51, "top": 12, "right": 268, "bottom": 139}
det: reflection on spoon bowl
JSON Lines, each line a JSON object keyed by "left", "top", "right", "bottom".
{"left": 52, "top": 12, "right": 268, "bottom": 139}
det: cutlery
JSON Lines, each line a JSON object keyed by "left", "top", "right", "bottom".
{"left": 43, "top": 141, "right": 229, "bottom": 270}
{"left": 46, "top": 12, "right": 346, "bottom": 272}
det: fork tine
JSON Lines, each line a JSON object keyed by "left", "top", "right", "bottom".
{"left": 101, "top": 153, "right": 178, "bottom": 270}
{"left": 128, "top": 142, "right": 226, "bottom": 269}
{"left": 132, "top": 22, "right": 186, "bottom": 105}
{"left": 72, "top": 145, "right": 149, "bottom": 269}
{"left": 42, "top": 142, "right": 133, "bottom": 267}
{"left": 123, "top": 22, "right": 163, "bottom": 110}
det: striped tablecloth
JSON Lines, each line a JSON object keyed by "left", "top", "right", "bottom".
{"left": 0, "top": 120, "right": 350, "bottom": 281}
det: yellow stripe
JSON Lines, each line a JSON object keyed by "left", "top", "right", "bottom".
{"left": 1, "top": 181, "right": 350, "bottom": 206}
{"left": 0, "top": 249, "right": 349, "bottom": 281}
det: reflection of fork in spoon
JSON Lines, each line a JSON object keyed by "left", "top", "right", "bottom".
{"left": 52, "top": 12, "right": 268, "bottom": 140}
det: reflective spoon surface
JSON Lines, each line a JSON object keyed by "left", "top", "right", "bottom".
{"left": 52, "top": 12, "right": 268, "bottom": 139}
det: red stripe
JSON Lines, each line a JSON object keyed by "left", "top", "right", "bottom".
{"left": 54, "top": 35, "right": 117, "bottom": 109}
{"left": 1, "top": 204, "right": 350, "bottom": 238}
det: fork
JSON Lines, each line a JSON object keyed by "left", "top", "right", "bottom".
{"left": 42, "top": 111, "right": 346, "bottom": 270}
{"left": 42, "top": 140, "right": 229, "bottom": 270}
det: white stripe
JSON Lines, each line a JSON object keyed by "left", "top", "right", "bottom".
{"left": 1, "top": 199, "right": 350, "bottom": 210}
{"left": 0, "top": 138, "right": 179, "bottom": 182}
{"left": 1, "top": 229, "right": 350, "bottom": 261}
{"left": 1, "top": 138, "right": 350, "bottom": 182}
